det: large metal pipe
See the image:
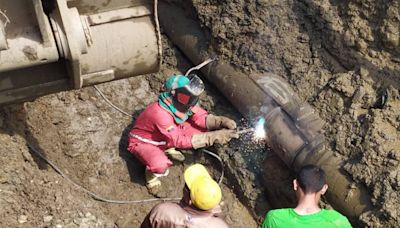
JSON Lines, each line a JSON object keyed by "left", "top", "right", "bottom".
{"left": 159, "top": 2, "right": 372, "bottom": 220}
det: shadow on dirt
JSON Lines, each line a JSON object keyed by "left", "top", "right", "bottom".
{"left": 0, "top": 104, "right": 48, "bottom": 170}
{"left": 118, "top": 109, "right": 146, "bottom": 186}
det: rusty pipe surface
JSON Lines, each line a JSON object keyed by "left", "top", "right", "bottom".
{"left": 159, "top": 2, "right": 372, "bottom": 219}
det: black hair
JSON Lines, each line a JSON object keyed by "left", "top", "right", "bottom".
{"left": 296, "top": 164, "right": 326, "bottom": 194}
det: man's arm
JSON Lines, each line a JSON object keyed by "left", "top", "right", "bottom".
{"left": 188, "top": 106, "right": 208, "bottom": 129}
{"left": 261, "top": 211, "right": 277, "bottom": 228}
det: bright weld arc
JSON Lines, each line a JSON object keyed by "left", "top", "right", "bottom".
{"left": 254, "top": 118, "right": 266, "bottom": 139}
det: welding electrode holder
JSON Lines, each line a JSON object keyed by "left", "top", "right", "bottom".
{"left": 236, "top": 127, "right": 254, "bottom": 135}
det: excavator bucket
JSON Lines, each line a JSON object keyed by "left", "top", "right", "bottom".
{"left": 0, "top": 0, "right": 161, "bottom": 105}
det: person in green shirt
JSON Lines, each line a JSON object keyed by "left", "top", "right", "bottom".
{"left": 262, "top": 164, "right": 352, "bottom": 228}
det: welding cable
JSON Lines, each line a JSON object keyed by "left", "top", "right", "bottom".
{"left": 0, "top": 10, "right": 10, "bottom": 27}
{"left": 185, "top": 58, "right": 215, "bottom": 76}
{"left": 93, "top": 85, "right": 133, "bottom": 118}
{"left": 26, "top": 142, "right": 180, "bottom": 204}
{"left": 154, "top": 0, "right": 162, "bottom": 68}
{"left": 201, "top": 149, "right": 224, "bottom": 184}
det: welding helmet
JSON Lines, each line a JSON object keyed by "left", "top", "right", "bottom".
{"left": 171, "top": 74, "right": 204, "bottom": 112}
{"left": 184, "top": 164, "right": 222, "bottom": 210}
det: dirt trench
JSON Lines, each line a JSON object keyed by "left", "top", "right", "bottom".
{"left": 0, "top": 0, "right": 399, "bottom": 227}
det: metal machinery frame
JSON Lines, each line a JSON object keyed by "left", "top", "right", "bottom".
{"left": 0, "top": 0, "right": 161, "bottom": 105}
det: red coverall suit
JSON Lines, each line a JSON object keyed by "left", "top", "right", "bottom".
{"left": 128, "top": 102, "right": 208, "bottom": 174}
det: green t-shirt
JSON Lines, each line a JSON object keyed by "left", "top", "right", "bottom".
{"left": 262, "top": 208, "right": 352, "bottom": 228}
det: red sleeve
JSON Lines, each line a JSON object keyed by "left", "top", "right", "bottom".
{"left": 151, "top": 109, "right": 194, "bottom": 149}
{"left": 188, "top": 106, "right": 208, "bottom": 129}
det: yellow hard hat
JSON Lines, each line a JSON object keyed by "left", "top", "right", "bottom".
{"left": 184, "top": 164, "right": 211, "bottom": 188}
{"left": 184, "top": 164, "right": 222, "bottom": 210}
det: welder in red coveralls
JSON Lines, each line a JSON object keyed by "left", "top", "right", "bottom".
{"left": 128, "top": 74, "right": 238, "bottom": 195}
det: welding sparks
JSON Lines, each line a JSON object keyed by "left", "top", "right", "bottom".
{"left": 236, "top": 117, "right": 266, "bottom": 142}
{"left": 254, "top": 117, "right": 266, "bottom": 139}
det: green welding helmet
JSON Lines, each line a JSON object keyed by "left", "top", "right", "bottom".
{"left": 173, "top": 74, "right": 205, "bottom": 112}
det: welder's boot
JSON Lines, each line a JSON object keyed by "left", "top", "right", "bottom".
{"left": 145, "top": 170, "right": 161, "bottom": 196}
{"left": 145, "top": 169, "right": 169, "bottom": 197}
{"left": 165, "top": 148, "right": 185, "bottom": 162}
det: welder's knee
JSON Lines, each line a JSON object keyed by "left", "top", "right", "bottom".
{"left": 146, "top": 156, "right": 172, "bottom": 174}
{"left": 128, "top": 143, "right": 172, "bottom": 173}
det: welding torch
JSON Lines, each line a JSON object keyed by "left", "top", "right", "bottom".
{"left": 236, "top": 127, "right": 254, "bottom": 135}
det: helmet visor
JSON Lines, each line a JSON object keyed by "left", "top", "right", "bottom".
{"left": 185, "top": 74, "right": 205, "bottom": 96}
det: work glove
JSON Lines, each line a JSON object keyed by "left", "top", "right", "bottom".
{"left": 191, "top": 129, "right": 239, "bottom": 149}
{"left": 206, "top": 114, "right": 237, "bottom": 130}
